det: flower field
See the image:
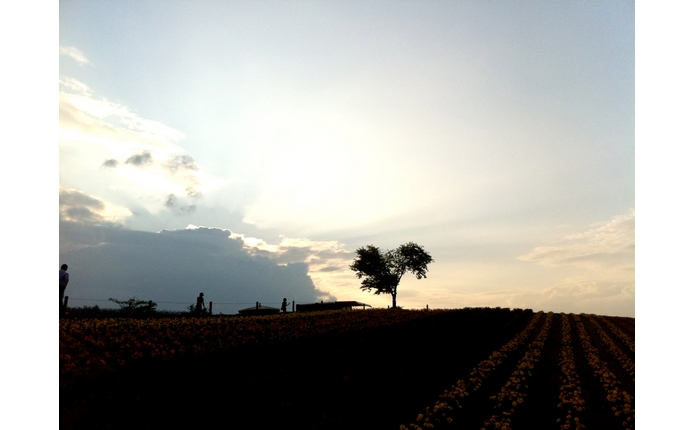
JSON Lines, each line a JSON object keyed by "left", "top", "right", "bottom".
{"left": 59, "top": 309, "right": 435, "bottom": 384}
{"left": 401, "top": 312, "right": 635, "bottom": 430}
{"left": 60, "top": 308, "right": 634, "bottom": 430}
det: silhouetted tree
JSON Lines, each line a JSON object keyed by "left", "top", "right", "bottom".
{"left": 108, "top": 297, "right": 158, "bottom": 315}
{"left": 349, "top": 242, "right": 433, "bottom": 308}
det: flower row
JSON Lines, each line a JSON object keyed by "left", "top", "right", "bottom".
{"left": 401, "top": 312, "right": 546, "bottom": 430}
{"left": 483, "top": 312, "right": 555, "bottom": 429}
{"left": 594, "top": 315, "right": 635, "bottom": 354}
{"left": 587, "top": 316, "right": 635, "bottom": 382}
{"left": 556, "top": 314, "right": 586, "bottom": 430}
{"left": 573, "top": 315, "right": 634, "bottom": 429}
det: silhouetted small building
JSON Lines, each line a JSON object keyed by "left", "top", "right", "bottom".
{"left": 238, "top": 302, "right": 280, "bottom": 316}
{"left": 295, "top": 301, "right": 372, "bottom": 312}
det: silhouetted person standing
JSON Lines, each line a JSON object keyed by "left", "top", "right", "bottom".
{"left": 281, "top": 298, "right": 288, "bottom": 313}
{"left": 59, "top": 264, "right": 69, "bottom": 315}
{"left": 196, "top": 292, "right": 206, "bottom": 313}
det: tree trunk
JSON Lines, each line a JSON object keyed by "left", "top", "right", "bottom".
{"left": 392, "top": 292, "right": 397, "bottom": 309}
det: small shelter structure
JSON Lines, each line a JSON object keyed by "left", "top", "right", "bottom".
{"left": 295, "top": 301, "right": 372, "bottom": 312}
{"left": 238, "top": 302, "right": 280, "bottom": 316}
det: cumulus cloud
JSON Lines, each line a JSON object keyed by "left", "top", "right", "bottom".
{"left": 59, "top": 225, "right": 327, "bottom": 314}
{"left": 164, "top": 194, "right": 177, "bottom": 208}
{"left": 165, "top": 194, "right": 196, "bottom": 214}
{"left": 166, "top": 154, "right": 199, "bottom": 173}
{"left": 101, "top": 159, "right": 119, "bottom": 168}
{"left": 60, "top": 46, "right": 90, "bottom": 65}
{"left": 59, "top": 78, "right": 222, "bottom": 213}
{"left": 125, "top": 151, "right": 154, "bottom": 167}
{"left": 224, "top": 232, "right": 358, "bottom": 301}
{"left": 59, "top": 187, "right": 131, "bottom": 226}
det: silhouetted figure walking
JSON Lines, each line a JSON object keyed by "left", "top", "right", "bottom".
{"left": 59, "top": 264, "right": 69, "bottom": 315}
{"left": 196, "top": 292, "right": 206, "bottom": 313}
{"left": 281, "top": 298, "right": 288, "bottom": 313}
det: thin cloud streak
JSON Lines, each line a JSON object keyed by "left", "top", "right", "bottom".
{"left": 59, "top": 80, "right": 186, "bottom": 148}
{"left": 518, "top": 209, "right": 635, "bottom": 269}
{"left": 60, "top": 46, "right": 90, "bottom": 65}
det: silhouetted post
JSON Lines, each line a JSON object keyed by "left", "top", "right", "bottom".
{"left": 256, "top": 301, "right": 259, "bottom": 309}
{"left": 209, "top": 301, "right": 213, "bottom": 315}
{"left": 292, "top": 300, "right": 295, "bottom": 312}
{"left": 426, "top": 304, "right": 429, "bottom": 310}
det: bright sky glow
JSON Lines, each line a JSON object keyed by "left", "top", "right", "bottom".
{"left": 58, "top": 0, "right": 635, "bottom": 316}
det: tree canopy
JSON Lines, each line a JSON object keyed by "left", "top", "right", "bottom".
{"left": 349, "top": 242, "right": 433, "bottom": 308}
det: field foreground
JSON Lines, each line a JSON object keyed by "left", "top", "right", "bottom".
{"left": 60, "top": 308, "right": 635, "bottom": 429}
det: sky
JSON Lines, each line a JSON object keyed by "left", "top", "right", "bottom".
{"left": 55, "top": 0, "right": 636, "bottom": 316}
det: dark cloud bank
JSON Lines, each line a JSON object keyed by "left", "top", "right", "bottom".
{"left": 59, "top": 223, "right": 323, "bottom": 314}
